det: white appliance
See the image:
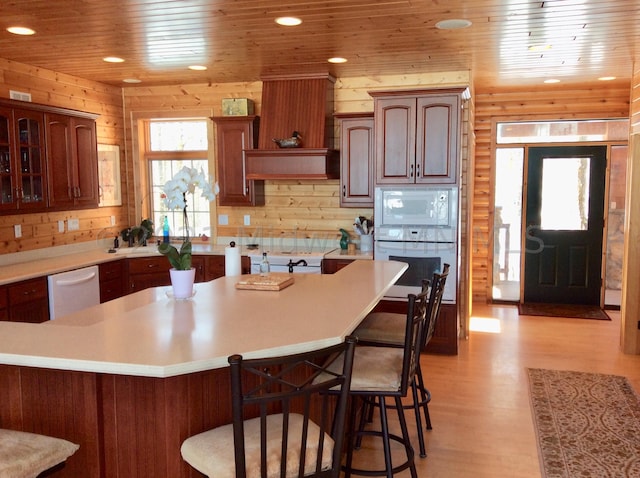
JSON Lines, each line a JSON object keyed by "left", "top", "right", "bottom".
{"left": 374, "top": 186, "right": 458, "bottom": 303}
{"left": 374, "top": 240, "right": 456, "bottom": 302}
{"left": 248, "top": 251, "right": 325, "bottom": 274}
{"left": 374, "top": 186, "right": 458, "bottom": 242}
{"left": 47, "top": 265, "right": 101, "bottom": 319}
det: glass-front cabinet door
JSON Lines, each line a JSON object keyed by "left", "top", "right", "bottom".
{"left": 0, "top": 108, "right": 46, "bottom": 211}
{"left": 16, "top": 110, "right": 46, "bottom": 210}
{"left": 0, "top": 107, "right": 14, "bottom": 209}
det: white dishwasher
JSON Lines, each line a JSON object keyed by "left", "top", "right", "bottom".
{"left": 47, "top": 265, "right": 101, "bottom": 320}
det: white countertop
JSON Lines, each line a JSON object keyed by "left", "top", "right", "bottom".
{"left": 0, "top": 260, "right": 406, "bottom": 378}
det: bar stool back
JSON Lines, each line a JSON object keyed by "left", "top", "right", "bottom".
{"left": 181, "top": 337, "right": 357, "bottom": 478}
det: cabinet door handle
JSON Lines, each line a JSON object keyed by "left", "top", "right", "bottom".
{"left": 410, "top": 164, "right": 414, "bottom": 178}
{"left": 416, "top": 163, "right": 420, "bottom": 178}
{"left": 342, "top": 185, "right": 346, "bottom": 197}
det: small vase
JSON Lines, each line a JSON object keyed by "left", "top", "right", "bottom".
{"left": 169, "top": 268, "right": 196, "bottom": 299}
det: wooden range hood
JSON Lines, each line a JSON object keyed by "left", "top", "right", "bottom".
{"left": 245, "top": 74, "right": 339, "bottom": 180}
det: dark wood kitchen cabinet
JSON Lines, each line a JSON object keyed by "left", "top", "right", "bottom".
{"left": 0, "top": 285, "right": 7, "bottom": 321}
{"left": 127, "top": 255, "right": 205, "bottom": 293}
{"left": 7, "top": 277, "right": 49, "bottom": 323}
{"left": 99, "top": 260, "right": 125, "bottom": 303}
{"left": 322, "top": 258, "right": 354, "bottom": 274}
{"left": 212, "top": 116, "right": 264, "bottom": 206}
{"left": 336, "top": 113, "right": 374, "bottom": 207}
{"left": 0, "top": 106, "right": 47, "bottom": 212}
{"left": 372, "top": 89, "right": 465, "bottom": 185}
{"left": 204, "top": 255, "right": 250, "bottom": 281}
{"left": 45, "top": 112, "right": 99, "bottom": 209}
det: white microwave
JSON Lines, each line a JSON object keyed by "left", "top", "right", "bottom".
{"left": 374, "top": 186, "right": 458, "bottom": 242}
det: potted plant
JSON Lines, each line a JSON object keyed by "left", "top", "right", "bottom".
{"left": 158, "top": 166, "right": 217, "bottom": 298}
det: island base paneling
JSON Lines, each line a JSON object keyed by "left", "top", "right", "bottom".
{"left": 0, "top": 365, "right": 236, "bottom": 478}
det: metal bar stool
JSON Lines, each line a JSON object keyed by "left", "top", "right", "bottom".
{"left": 352, "top": 264, "right": 450, "bottom": 458}
{"left": 337, "top": 291, "right": 427, "bottom": 478}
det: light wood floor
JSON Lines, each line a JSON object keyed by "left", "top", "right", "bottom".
{"left": 347, "top": 303, "right": 640, "bottom": 477}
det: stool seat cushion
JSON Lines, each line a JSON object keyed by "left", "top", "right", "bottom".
{"left": 353, "top": 312, "right": 404, "bottom": 346}
{"left": 0, "top": 429, "right": 79, "bottom": 478}
{"left": 181, "top": 413, "right": 333, "bottom": 478}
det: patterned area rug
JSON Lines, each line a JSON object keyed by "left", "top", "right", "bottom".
{"left": 518, "top": 303, "right": 611, "bottom": 320}
{"left": 527, "top": 368, "right": 640, "bottom": 477}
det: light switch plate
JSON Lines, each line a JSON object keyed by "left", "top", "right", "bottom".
{"left": 68, "top": 218, "right": 80, "bottom": 231}
{"left": 58, "top": 220, "right": 65, "bottom": 233}
{"left": 14, "top": 224, "right": 22, "bottom": 238}
{"left": 110, "top": 215, "right": 116, "bottom": 226}
{"left": 244, "top": 215, "right": 251, "bottom": 226}
{"left": 218, "top": 214, "right": 229, "bottom": 226}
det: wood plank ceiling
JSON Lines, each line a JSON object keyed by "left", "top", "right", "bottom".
{"left": 0, "top": 0, "right": 638, "bottom": 88}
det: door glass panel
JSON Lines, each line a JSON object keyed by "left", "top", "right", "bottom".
{"left": 492, "top": 148, "right": 523, "bottom": 301}
{"left": 540, "top": 157, "right": 590, "bottom": 230}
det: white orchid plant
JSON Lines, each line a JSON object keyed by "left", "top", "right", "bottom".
{"left": 158, "top": 166, "right": 217, "bottom": 270}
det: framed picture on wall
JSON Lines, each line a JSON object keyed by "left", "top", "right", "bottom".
{"left": 98, "top": 144, "right": 122, "bottom": 207}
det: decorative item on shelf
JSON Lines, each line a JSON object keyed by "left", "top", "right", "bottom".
{"left": 273, "top": 131, "right": 302, "bottom": 148}
{"left": 221, "top": 98, "right": 254, "bottom": 116}
{"left": 158, "top": 166, "right": 218, "bottom": 299}
{"left": 353, "top": 216, "right": 373, "bottom": 252}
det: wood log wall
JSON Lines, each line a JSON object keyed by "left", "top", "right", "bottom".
{"left": 122, "top": 71, "right": 471, "bottom": 247}
{"left": 0, "top": 59, "right": 124, "bottom": 254}
{"left": 473, "top": 82, "right": 631, "bottom": 302}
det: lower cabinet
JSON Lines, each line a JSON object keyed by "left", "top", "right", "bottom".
{"left": 321, "top": 258, "right": 354, "bottom": 274}
{"left": 99, "top": 261, "right": 125, "bottom": 303}
{"left": 0, "top": 286, "right": 7, "bottom": 321}
{"left": 7, "top": 277, "right": 49, "bottom": 323}
{"left": 127, "top": 256, "right": 207, "bottom": 294}
{"left": 204, "top": 255, "right": 250, "bottom": 281}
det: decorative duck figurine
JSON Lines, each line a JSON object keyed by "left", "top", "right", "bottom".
{"left": 273, "top": 131, "right": 302, "bottom": 148}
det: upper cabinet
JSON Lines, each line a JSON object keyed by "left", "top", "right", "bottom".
{"left": 46, "top": 113, "right": 99, "bottom": 209}
{"left": 0, "top": 98, "right": 99, "bottom": 214}
{"left": 336, "top": 113, "right": 374, "bottom": 207}
{"left": 212, "top": 115, "right": 264, "bottom": 206}
{"left": 0, "top": 106, "right": 47, "bottom": 212}
{"left": 371, "top": 88, "right": 467, "bottom": 185}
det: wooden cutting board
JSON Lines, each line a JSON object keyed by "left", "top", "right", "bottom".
{"left": 235, "top": 273, "right": 295, "bottom": 291}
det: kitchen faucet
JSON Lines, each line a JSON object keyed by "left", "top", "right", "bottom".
{"left": 287, "top": 259, "right": 308, "bottom": 273}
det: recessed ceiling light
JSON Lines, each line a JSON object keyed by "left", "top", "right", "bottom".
{"left": 123, "top": 78, "right": 142, "bottom": 84}
{"left": 435, "top": 19, "right": 472, "bottom": 30}
{"left": 328, "top": 57, "right": 347, "bottom": 64}
{"left": 529, "top": 44, "right": 552, "bottom": 52}
{"left": 598, "top": 76, "right": 616, "bottom": 81}
{"left": 7, "top": 26, "right": 35, "bottom": 36}
{"left": 188, "top": 65, "right": 207, "bottom": 71}
{"left": 275, "top": 16, "right": 302, "bottom": 26}
{"left": 544, "top": 79, "right": 561, "bottom": 84}
{"left": 103, "top": 56, "right": 125, "bottom": 63}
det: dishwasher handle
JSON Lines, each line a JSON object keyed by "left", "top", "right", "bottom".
{"left": 55, "top": 271, "right": 97, "bottom": 287}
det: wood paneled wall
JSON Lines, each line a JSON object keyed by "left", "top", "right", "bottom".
{"left": 0, "top": 59, "right": 125, "bottom": 254}
{"left": 122, "top": 72, "right": 470, "bottom": 246}
{"left": 621, "top": 63, "right": 640, "bottom": 353}
{"left": 473, "top": 82, "right": 631, "bottom": 302}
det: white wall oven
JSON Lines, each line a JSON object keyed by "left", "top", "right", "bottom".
{"left": 374, "top": 186, "right": 458, "bottom": 303}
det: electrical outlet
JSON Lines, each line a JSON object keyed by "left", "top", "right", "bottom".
{"left": 244, "top": 215, "right": 251, "bottom": 226}
{"left": 58, "top": 220, "right": 65, "bottom": 233}
{"left": 67, "top": 218, "right": 80, "bottom": 231}
{"left": 110, "top": 215, "right": 116, "bottom": 226}
{"left": 14, "top": 224, "right": 22, "bottom": 238}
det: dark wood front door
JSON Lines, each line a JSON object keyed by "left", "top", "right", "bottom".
{"left": 523, "top": 146, "right": 606, "bottom": 305}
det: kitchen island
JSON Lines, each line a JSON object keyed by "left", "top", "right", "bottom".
{"left": 0, "top": 260, "right": 406, "bottom": 478}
